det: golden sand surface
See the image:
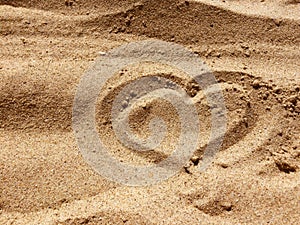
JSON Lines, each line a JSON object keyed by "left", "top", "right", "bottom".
{"left": 0, "top": 0, "right": 299, "bottom": 224}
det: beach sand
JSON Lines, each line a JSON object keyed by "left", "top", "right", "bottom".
{"left": 0, "top": 0, "right": 299, "bottom": 224}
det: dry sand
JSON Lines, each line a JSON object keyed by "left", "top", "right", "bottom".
{"left": 0, "top": 0, "right": 299, "bottom": 224}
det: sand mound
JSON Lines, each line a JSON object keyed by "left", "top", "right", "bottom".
{"left": 0, "top": 0, "right": 299, "bottom": 224}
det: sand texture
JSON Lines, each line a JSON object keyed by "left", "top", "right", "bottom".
{"left": 0, "top": 0, "right": 299, "bottom": 224}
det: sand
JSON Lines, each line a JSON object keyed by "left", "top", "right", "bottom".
{"left": 0, "top": 0, "right": 299, "bottom": 224}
